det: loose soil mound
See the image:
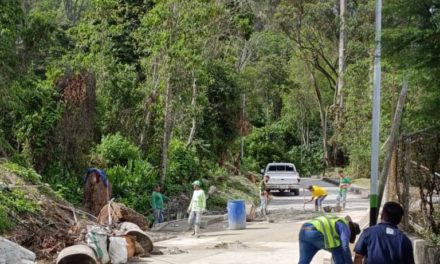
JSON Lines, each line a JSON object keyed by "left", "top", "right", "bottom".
{"left": 0, "top": 163, "right": 96, "bottom": 261}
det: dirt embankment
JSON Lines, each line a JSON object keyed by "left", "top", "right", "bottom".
{"left": 0, "top": 163, "right": 96, "bottom": 261}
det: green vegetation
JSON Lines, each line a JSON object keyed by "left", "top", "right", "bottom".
{"left": 0, "top": 163, "right": 41, "bottom": 232}
{"left": 0, "top": 0, "right": 439, "bottom": 225}
{"left": 2, "top": 162, "right": 42, "bottom": 184}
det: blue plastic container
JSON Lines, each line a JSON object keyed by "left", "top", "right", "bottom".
{"left": 227, "top": 199, "right": 246, "bottom": 230}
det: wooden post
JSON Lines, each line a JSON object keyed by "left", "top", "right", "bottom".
{"left": 387, "top": 146, "right": 398, "bottom": 201}
{"left": 377, "top": 79, "right": 408, "bottom": 215}
{"left": 402, "top": 140, "right": 411, "bottom": 231}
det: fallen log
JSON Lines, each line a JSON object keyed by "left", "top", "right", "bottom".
{"left": 97, "top": 203, "right": 149, "bottom": 230}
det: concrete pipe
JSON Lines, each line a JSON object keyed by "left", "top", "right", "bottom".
{"left": 118, "top": 222, "right": 154, "bottom": 253}
{"left": 56, "top": 244, "right": 97, "bottom": 264}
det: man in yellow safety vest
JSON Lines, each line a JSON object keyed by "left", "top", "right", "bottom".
{"left": 298, "top": 215, "right": 360, "bottom": 264}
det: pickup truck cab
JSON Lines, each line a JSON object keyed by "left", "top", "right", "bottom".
{"left": 261, "top": 162, "right": 301, "bottom": 195}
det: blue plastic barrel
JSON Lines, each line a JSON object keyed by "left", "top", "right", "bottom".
{"left": 227, "top": 199, "right": 246, "bottom": 230}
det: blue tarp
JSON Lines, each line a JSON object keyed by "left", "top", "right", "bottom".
{"left": 84, "top": 168, "right": 109, "bottom": 188}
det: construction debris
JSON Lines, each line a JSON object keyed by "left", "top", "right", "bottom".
{"left": 56, "top": 222, "right": 153, "bottom": 264}
{"left": 8, "top": 196, "right": 96, "bottom": 260}
{"left": 85, "top": 225, "right": 110, "bottom": 263}
{"left": 109, "top": 236, "right": 128, "bottom": 264}
{"left": 211, "top": 240, "right": 248, "bottom": 249}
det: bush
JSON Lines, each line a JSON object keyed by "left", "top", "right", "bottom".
{"left": 93, "top": 133, "right": 141, "bottom": 167}
{"left": 244, "top": 125, "right": 288, "bottom": 171}
{"left": 347, "top": 147, "right": 371, "bottom": 178}
{"left": 287, "top": 143, "right": 324, "bottom": 176}
{"left": 244, "top": 123, "right": 323, "bottom": 175}
{"left": 106, "top": 159, "right": 158, "bottom": 215}
{"left": 166, "top": 139, "right": 201, "bottom": 191}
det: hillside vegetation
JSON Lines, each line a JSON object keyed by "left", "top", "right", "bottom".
{"left": 0, "top": 0, "right": 439, "bottom": 223}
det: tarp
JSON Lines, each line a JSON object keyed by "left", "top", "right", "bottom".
{"left": 84, "top": 168, "right": 108, "bottom": 188}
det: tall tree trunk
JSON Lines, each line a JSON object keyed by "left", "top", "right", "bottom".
{"left": 309, "top": 67, "right": 330, "bottom": 167}
{"left": 160, "top": 77, "right": 173, "bottom": 186}
{"left": 0, "top": 147, "right": 7, "bottom": 158}
{"left": 63, "top": 0, "right": 86, "bottom": 23}
{"left": 332, "top": 0, "right": 347, "bottom": 165}
{"left": 139, "top": 58, "right": 160, "bottom": 149}
{"left": 236, "top": 40, "right": 251, "bottom": 166}
{"left": 306, "top": 121, "right": 310, "bottom": 148}
{"left": 186, "top": 73, "right": 197, "bottom": 148}
{"left": 240, "top": 94, "right": 246, "bottom": 162}
{"left": 336, "top": 0, "right": 346, "bottom": 109}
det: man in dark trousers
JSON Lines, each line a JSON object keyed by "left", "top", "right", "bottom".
{"left": 259, "top": 175, "right": 270, "bottom": 216}
{"left": 354, "top": 201, "right": 415, "bottom": 264}
{"left": 151, "top": 185, "right": 167, "bottom": 227}
{"left": 298, "top": 215, "right": 361, "bottom": 264}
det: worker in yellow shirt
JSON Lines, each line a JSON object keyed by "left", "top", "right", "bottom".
{"left": 304, "top": 185, "right": 328, "bottom": 212}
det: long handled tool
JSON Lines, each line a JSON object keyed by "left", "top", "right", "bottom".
{"left": 303, "top": 188, "right": 306, "bottom": 211}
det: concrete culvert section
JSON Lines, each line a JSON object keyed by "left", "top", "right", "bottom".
{"left": 56, "top": 245, "right": 97, "bottom": 264}
{"left": 118, "top": 222, "right": 154, "bottom": 253}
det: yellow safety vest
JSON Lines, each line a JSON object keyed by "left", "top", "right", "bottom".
{"left": 309, "top": 215, "right": 348, "bottom": 249}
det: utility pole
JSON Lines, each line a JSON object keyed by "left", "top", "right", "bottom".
{"left": 370, "top": 0, "right": 382, "bottom": 227}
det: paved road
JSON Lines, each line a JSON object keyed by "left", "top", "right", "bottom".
{"left": 139, "top": 178, "right": 369, "bottom": 264}
{"left": 269, "top": 178, "right": 369, "bottom": 212}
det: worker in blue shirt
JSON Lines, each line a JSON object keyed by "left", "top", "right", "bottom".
{"left": 354, "top": 201, "right": 415, "bottom": 264}
{"left": 298, "top": 215, "right": 361, "bottom": 264}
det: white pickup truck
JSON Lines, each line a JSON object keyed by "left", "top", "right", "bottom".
{"left": 261, "top": 162, "right": 301, "bottom": 195}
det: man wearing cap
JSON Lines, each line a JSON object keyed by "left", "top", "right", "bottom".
{"left": 354, "top": 201, "right": 414, "bottom": 264}
{"left": 187, "top": 180, "right": 206, "bottom": 237}
{"left": 298, "top": 215, "right": 361, "bottom": 264}
{"left": 304, "top": 185, "right": 328, "bottom": 212}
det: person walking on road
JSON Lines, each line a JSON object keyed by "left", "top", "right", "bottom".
{"left": 259, "top": 175, "right": 270, "bottom": 216}
{"left": 304, "top": 185, "right": 328, "bottom": 212}
{"left": 151, "top": 184, "right": 168, "bottom": 227}
{"left": 298, "top": 215, "right": 361, "bottom": 264}
{"left": 336, "top": 170, "right": 351, "bottom": 210}
{"left": 187, "top": 180, "right": 206, "bottom": 238}
{"left": 354, "top": 201, "right": 415, "bottom": 264}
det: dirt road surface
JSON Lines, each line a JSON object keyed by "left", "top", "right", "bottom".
{"left": 137, "top": 178, "right": 369, "bottom": 264}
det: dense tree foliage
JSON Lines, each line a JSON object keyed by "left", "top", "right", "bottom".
{"left": 1, "top": 0, "right": 439, "bottom": 214}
